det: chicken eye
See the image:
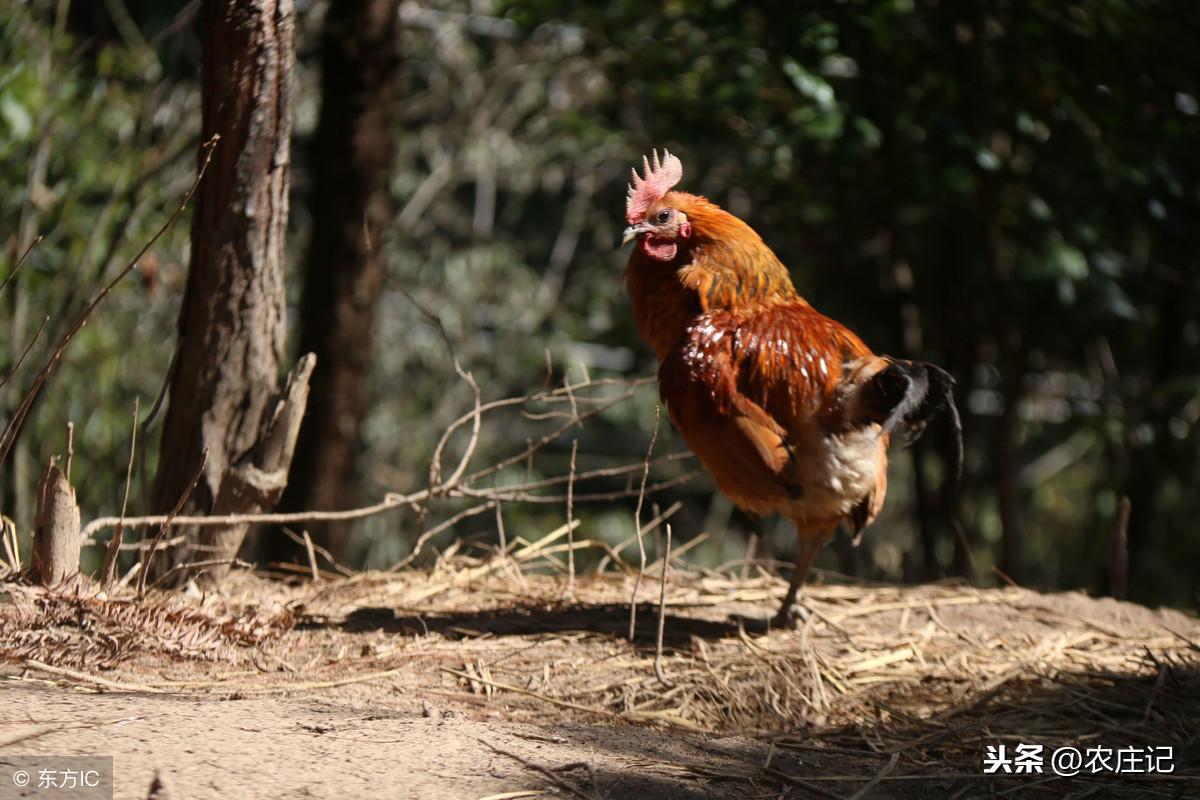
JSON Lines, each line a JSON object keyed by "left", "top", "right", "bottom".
{"left": 655, "top": 208, "right": 672, "bottom": 224}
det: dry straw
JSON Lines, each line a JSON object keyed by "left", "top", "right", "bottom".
{"left": 3, "top": 534, "right": 1196, "bottom": 794}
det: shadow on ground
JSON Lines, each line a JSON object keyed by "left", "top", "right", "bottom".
{"left": 7, "top": 574, "right": 1199, "bottom": 798}
{"left": 534, "top": 661, "right": 1200, "bottom": 799}
{"left": 297, "top": 595, "right": 1200, "bottom": 798}
{"left": 320, "top": 602, "right": 745, "bottom": 647}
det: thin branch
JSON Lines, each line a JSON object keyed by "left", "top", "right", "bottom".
{"left": 0, "top": 134, "right": 220, "bottom": 470}
{"left": 451, "top": 450, "right": 691, "bottom": 495}
{"left": 149, "top": 557, "right": 252, "bottom": 591}
{"left": 280, "top": 526, "right": 353, "bottom": 577}
{"left": 0, "top": 315, "right": 49, "bottom": 394}
{"left": 390, "top": 501, "right": 496, "bottom": 571}
{"left": 83, "top": 492, "right": 417, "bottom": 542}
{"left": 115, "top": 534, "right": 188, "bottom": 552}
{"left": 564, "top": 437, "right": 577, "bottom": 599}
{"left": 64, "top": 421, "right": 74, "bottom": 481}
{"left": 0, "top": 235, "right": 43, "bottom": 296}
{"left": 81, "top": 379, "right": 687, "bottom": 558}
{"left": 81, "top": 369, "right": 669, "bottom": 580}
{"left": 494, "top": 502, "right": 507, "bottom": 553}
{"left": 563, "top": 373, "right": 580, "bottom": 428}
{"left": 301, "top": 531, "right": 319, "bottom": 582}
{"left": 847, "top": 752, "right": 900, "bottom": 800}
{"left": 137, "top": 448, "right": 207, "bottom": 597}
{"left": 395, "top": 282, "right": 482, "bottom": 491}
{"left": 139, "top": 347, "right": 177, "bottom": 436}
{"left": 103, "top": 397, "right": 139, "bottom": 588}
{"left": 22, "top": 659, "right": 167, "bottom": 694}
{"left": 462, "top": 383, "right": 645, "bottom": 487}
{"left": 427, "top": 376, "right": 653, "bottom": 488}
{"left": 654, "top": 521, "right": 673, "bottom": 687}
{"left": 596, "top": 500, "right": 682, "bottom": 574}
{"left": 116, "top": 560, "right": 140, "bottom": 591}
{"left": 476, "top": 739, "right": 602, "bottom": 800}
{"left": 434, "top": 367, "right": 482, "bottom": 491}
{"left": 629, "top": 403, "right": 661, "bottom": 641}
{"left": 455, "top": 472, "right": 697, "bottom": 505}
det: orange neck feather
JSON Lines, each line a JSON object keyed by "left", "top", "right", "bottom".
{"left": 625, "top": 192, "right": 802, "bottom": 360}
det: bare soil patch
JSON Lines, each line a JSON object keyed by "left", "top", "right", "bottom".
{"left": 2, "top": 551, "right": 1198, "bottom": 799}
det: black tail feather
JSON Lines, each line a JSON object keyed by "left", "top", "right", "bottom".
{"left": 861, "top": 360, "right": 963, "bottom": 489}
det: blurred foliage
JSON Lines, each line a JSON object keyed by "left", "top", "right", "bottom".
{"left": 0, "top": 0, "right": 198, "bottom": 565}
{"left": 1, "top": 0, "right": 1197, "bottom": 607}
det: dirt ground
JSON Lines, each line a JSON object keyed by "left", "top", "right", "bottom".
{"left": 2, "top": 551, "right": 1199, "bottom": 799}
{"left": 1, "top": 682, "right": 795, "bottom": 799}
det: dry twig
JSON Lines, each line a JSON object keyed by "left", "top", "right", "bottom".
{"left": 654, "top": 521, "right": 673, "bottom": 687}
{"left": 629, "top": 403, "right": 661, "bottom": 641}
{"left": 564, "top": 437, "right": 577, "bottom": 599}
{"left": 104, "top": 397, "right": 140, "bottom": 588}
{"left": 477, "top": 740, "right": 602, "bottom": 800}
{"left": 0, "top": 135, "right": 219, "bottom": 470}
{"left": 137, "top": 449, "right": 207, "bottom": 597}
{"left": 0, "top": 235, "right": 43, "bottom": 296}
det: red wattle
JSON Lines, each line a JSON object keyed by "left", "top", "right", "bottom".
{"left": 642, "top": 237, "right": 678, "bottom": 261}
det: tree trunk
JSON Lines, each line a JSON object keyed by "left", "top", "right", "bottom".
{"left": 152, "top": 0, "right": 307, "bottom": 582}
{"left": 273, "top": 0, "right": 401, "bottom": 558}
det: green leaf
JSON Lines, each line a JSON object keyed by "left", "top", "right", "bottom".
{"left": 1051, "top": 241, "right": 1088, "bottom": 280}
{"left": 854, "top": 117, "right": 882, "bottom": 149}
{"left": 782, "top": 58, "right": 835, "bottom": 111}
{"left": 0, "top": 93, "right": 31, "bottom": 139}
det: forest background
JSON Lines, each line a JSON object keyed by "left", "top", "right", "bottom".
{"left": 1, "top": 0, "right": 1197, "bottom": 608}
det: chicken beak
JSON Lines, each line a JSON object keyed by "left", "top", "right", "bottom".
{"left": 620, "top": 224, "right": 646, "bottom": 248}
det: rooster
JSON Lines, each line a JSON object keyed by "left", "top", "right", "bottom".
{"left": 622, "top": 150, "right": 962, "bottom": 629}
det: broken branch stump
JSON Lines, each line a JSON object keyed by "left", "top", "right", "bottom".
{"left": 195, "top": 352, "right": 316, "bottom": 583}
{"left": 31, "top": 461, "right": 81, "bottom": 586}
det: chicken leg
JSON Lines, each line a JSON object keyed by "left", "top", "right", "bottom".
{"left": 770, "top": 526, "right": 834, "bottom": 630}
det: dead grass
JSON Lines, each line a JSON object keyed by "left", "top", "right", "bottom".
{"left": 0, "top": 578, "right": 292, "bottom": 668}
{"left": 2, "top": 530, "right": 1198, "bottom": 797}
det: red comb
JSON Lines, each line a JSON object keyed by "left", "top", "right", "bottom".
{"left": 625, "top": 149, "right": 683, "bottom": 224}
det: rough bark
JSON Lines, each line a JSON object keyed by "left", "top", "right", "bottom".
{"left": 152, "top": 0, "right": 304, "bottom": 579}
{"left": 31, "top": 462, "right": 81, "bottom": 587}
{"left": 199, "top": 353, "right": 315, "bottom": 581}
{"left": 274, "top": 0, "right": 401, "bottom": 556}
